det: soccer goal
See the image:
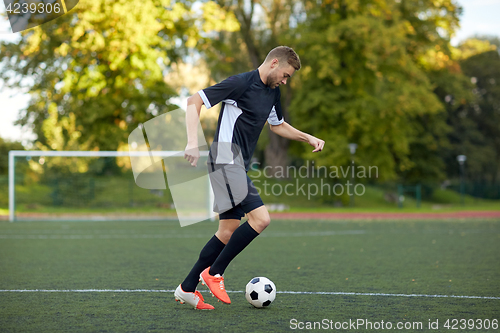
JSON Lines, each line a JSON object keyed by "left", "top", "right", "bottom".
{"left": 8, "top": 150, "right": 214, "bottom": 222}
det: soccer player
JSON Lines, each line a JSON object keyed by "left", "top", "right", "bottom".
{"left": 174, "top": 46, "right": 325, "bottom": 309}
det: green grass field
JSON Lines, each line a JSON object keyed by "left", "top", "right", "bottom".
{"left": 1, "top": 218, "right": 499, "bottom": 332}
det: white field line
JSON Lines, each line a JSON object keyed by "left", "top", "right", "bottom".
{"left": 0, "top": 230, "right": 366, "bottom": 240}
{"left": 0, "top": 289, "right": 498, "bottom": 300}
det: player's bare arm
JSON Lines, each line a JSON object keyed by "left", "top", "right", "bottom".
{"left": 184, "top": 93, "right": 204, "bottom": 167}
{"left": 270, "top": 121, "right": 325, "bottom": 152}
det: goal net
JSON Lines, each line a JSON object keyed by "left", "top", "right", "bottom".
{"left": 8, "top": 150, "right": 214, "bottom": 223}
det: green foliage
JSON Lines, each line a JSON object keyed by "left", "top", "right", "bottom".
{"left": 458, "top": 49, "right": 500, "bottom": 183}
{"left": 457, "top": 38, "right": 497, "bottom": 60}
{"left": 398, "top": 0, "right": 460, "bottom": 61}
{"left": 1, "top": 0, "right": 496, "bottom": 188}
{"left": 416, "top": 36, "right": 500, "bottom": 188}
{"left": 291, "top": 1, "right": 445, "bottom": 181}
{"left": 0, "top": 137, "right": 24, "bottom": 175}
{"left": 0, "top": 0, "right": 239, "bottom": 152}
{"left": 196, "top": 0, "right": 467, "bottom": 184}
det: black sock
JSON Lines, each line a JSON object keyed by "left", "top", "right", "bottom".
{"left": 209, "top": 221, "right": 259, "bottom": 276}
{"left": 181, "top": 235, "right": 225, "bottom": 292}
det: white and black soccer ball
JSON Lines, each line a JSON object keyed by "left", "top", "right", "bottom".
{"left": 245, "top": 277, "right": 276, "bottom": 308}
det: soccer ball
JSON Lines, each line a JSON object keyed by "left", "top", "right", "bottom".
{"left": 245, "top": 277, "right": 276, "bottom": 308}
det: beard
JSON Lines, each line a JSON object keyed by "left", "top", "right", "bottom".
{"left": 266, "top": 71, "right": 280, "bottom": 89}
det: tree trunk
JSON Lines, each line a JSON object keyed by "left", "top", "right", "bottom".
{"left": 265, "top": 128, "right": 290, "bottom": 178}
{"left": 265, "top": 84, "right": 292, "bottom": 178}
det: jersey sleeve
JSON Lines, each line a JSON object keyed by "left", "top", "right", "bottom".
{"left": 267, "top": 91, "right": 284, "bottom": 126}
{"left": 198, "top": 74, "right": 247, "bottom": 109}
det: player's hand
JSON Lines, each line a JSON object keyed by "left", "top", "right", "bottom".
{"left": 308, "top": 136, "right": 325, "bottom": 153}
{"left": 184, "top": 144, "right": 200, "bottom": 167}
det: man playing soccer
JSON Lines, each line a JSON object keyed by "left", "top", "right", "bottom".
{"left": 174, "top": 46, "right": 325, "bottom": 310}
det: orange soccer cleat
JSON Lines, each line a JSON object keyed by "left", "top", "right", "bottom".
{"left": 199, "top": 267, "right": 231, "bottom": 304}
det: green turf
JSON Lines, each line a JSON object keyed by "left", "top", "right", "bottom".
{"left": 2, "top": 173, "right": 500, "bottom": 218}
{"left": 1, "top": 219, "right": 499, "bottom": 332}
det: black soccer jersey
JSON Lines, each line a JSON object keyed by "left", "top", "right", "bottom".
{"left": 198, "top": 69, "right": 284, "bottom": 171}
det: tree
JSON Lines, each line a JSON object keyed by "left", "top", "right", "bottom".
{"left": 424, "top": 38, "right": 499, "bottom": 187}
{"left": 398, "top": 0, "right": 461, "bottom": 62}
{"left": 458, "top": 47, "right": 500, "bottom": 183}
{"left": 198, "top": 0, "right": 303, "bottom": 175}
{"left": 0, "top": 137, "right": 24, "bottom": 175}
{"left": 201, "top": 0, "right": 462, "bottom": 180}
{"left": 0, "top": 0, "right": 238, "bottom": 153}
{"left": 290, "top": 0, "right": 448, "bottom": 181}
{"left": 425, "top": 66, "right": 472, "bottom": 182}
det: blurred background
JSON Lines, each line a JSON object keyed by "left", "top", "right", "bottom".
{"left": 0, "top": 0, "right": 499, "bottom": 218}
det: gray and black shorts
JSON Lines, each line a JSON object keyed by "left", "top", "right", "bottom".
{"left": 208, "top": 163, "right": 264, "bottom": 220}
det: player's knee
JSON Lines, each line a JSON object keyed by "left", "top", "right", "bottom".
{"left": 217, "top": 228, "right": 235, "bottom": 244}
{"left": 262, "top": 216, "right": 271, "bottom": 229}
{"left": 254, "top": 216, "right": 271, "bottom": 232}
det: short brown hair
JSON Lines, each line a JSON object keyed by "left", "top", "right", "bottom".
{"left": 264, "top": 46, "right": 301, "bottom": 71}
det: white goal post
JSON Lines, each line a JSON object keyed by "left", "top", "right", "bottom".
{"left": 8, "top": 150, "right": 213, "bottom": 222}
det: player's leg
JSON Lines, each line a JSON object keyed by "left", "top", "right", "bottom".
{"left": 200, "top": 176, "right": 266, "bottom": 303}
{"left": 176, "top": 210, "right": 242, "bottom": 309}
{"left": 215, "top": 218, "right": 240, "bottom": 244}
{"left": 175, "top": 219, "right": 238, "bottom": 309}
{"left": 180, "top": 219, "right": 239, "bottom": 293}
{"left": 245, "top": 205, "right": 271, "bottom": 233}
{"left": 208, "top": 204, "right": 268, "bottom": 277}
{"left": 176, "top": 161, "right": 246, "bottom": 308}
